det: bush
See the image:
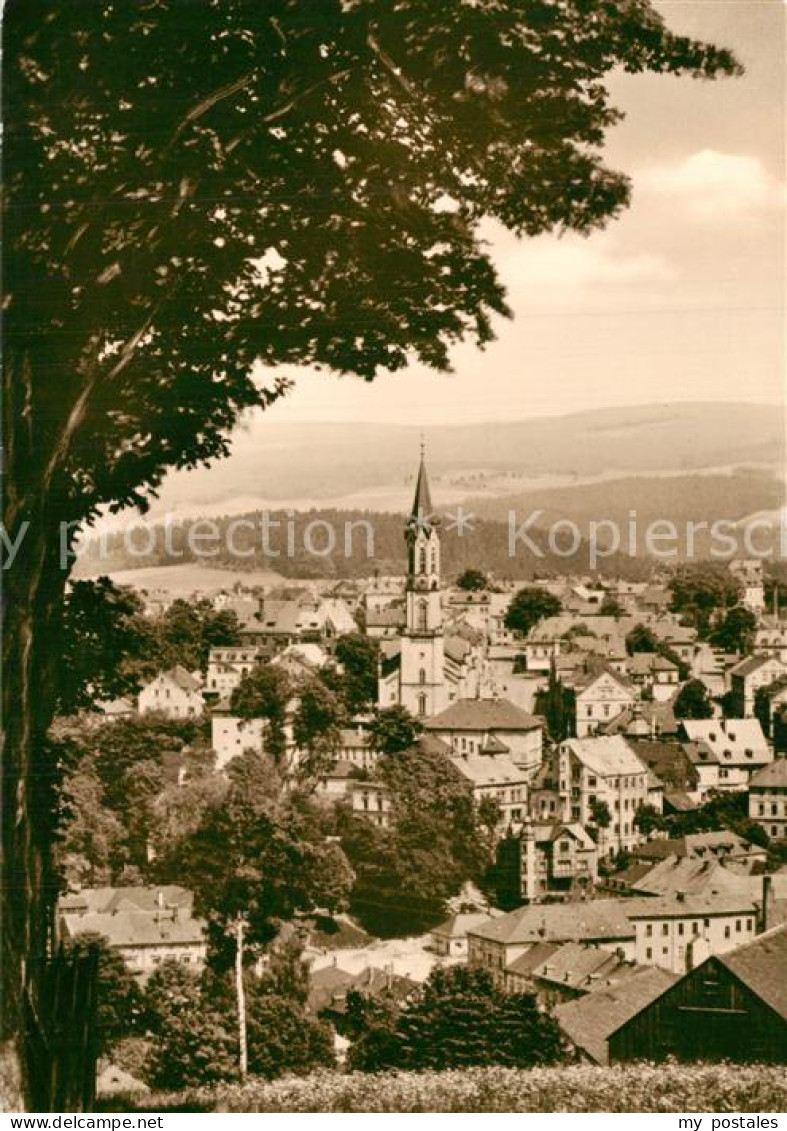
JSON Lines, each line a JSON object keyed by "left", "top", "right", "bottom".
{"left": 100, "top": 1064, "right": 787, "bottom": 1113}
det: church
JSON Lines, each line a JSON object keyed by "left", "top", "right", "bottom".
{"left": 377, "top": 449, "right": 489, "bottom": 717}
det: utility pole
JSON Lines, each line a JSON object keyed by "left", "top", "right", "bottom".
{"left": 235, "top": 916, "right": 248, "bottom": 1078}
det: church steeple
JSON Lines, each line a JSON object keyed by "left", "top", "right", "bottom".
{"left": 407, "top": 439, "right": 438, "bottom": 534}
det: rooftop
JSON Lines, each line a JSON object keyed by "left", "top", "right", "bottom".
{"left": 425, "top": 697, "right": 541, "bottom": 733}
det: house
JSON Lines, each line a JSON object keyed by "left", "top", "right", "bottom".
{"left": 574, "top": 668, "right": 636, "bottom": 738}
{"left": 729, "top": 654, "right": 787, "bottom": 716}
{"left": 423, "top": 697, "right": 543, "bottom": 773}
{"left": 631, "top": 831, "right": 767, "bottom": 870}
{"left": 749, "top": 759, "right": 787, "bottom": 840}
{"left": 622, "top": 739, "right": 698, "bottom": 794}
{"left": 730, "top": 559, "right": 766, "bottom": 615}
{"left": 364, "top": 605, "right": 406, "bottom": 640}
{"left": 679, "top": 717, "right": 773, "bottom": 792}
{"left": 608, "top": 925, "right": 787, "bottom": 1064}
{"left": 337, "top": 726, "right": 377, "bottom": 771}
{"left": 205, "top": 646, "right": 260, "bottom": 699}
{"left": 754, "top": 620, "right": 787, "bottom": 664}
{"left": 624, "top": 890, "right": 758, "bottom": 975}
{"left": 598, "top": 700, "right": 679, "bottom": 741}
{"left": 554, "top": 967, "right": 678, "bottom": 1064}
{"left": 210, "top": 702, "right": 266, "bottom": 769}
{"left": 451, "top": 750, "right": 530, "bottom": 826}
{"left": 530, "top": 736, "right": 649, "bottom": 854}
{"left": 349, "top": 778, "right": 391, "bottom": 828}
{"left": 138, "top": 666, "right": 203, "bottom": 719}
{"left": 58, "top": 886, "right": 206, "bottom": 976}
{"left": 752, "top": 675, "right": 787, "bottom": 737}
{"left": 523, "top": 616, "right": 637, "bottom": 673}
{"left": 431, "top": 912, "right": 499, "bottom": 959}
{"left": 508, "top": 820, "right": 598, "bottom": 901}
{"left": 625, "top": 653, "right": 680, "bottom": 701}
{"left": 467, "top": 900, "right": 636, "bottom": 980}
{"left": 525, "top": 942, "right": 653, "bottom": 1008}
{"left": 649, "top": 620, "right": 697, "bottom": 666}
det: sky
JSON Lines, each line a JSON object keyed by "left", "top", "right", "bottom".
{"left": 255, "top": 0, "right": 785, "bottom": 428}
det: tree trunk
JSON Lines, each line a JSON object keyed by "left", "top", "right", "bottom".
{"left": 3, "top": 355, "right": 74, "bottom": 1108}
{"left": 234, "top": 917, "right": 248, "bottom": 1078}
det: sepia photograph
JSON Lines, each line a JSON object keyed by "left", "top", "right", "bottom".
{"left": 1, "top": 0, "right": 785, "bottom": 1118}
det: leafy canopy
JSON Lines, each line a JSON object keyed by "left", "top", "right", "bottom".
{"left": 4, "top": 0, "right": 738, "bottom": 526}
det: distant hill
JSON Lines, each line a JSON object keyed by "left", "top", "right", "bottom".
{"left": 138, "top": 402, "right": 783, "bottom": 517}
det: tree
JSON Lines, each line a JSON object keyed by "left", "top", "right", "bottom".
{"left": 599, "top": 596, "right": 624, "bottom": 617}
{"left": 341, "top": 743, "right": 486, "bottom": 935}
{"left": 534, "top": 662, "right": 574, "bottom": 742}
{"left": 456, "top": 569, "right": 488, "bottom": 592}
{"left": 245, "top": 990, "right": 335, "bottom": 1079}
{"left": 589, "top": 798, "right": 611, "bottom": 830}
{"left": 62, "top": 933, "right": 144, "bottom": 1056}
{"left": 332, "top": 633, "right": 380, "bottom": 715}
{"left": 625, "top": 623, "right": 689, "bottom": 679}
{"left": 674, "top": 679, "right": 715, "bottom": 720}
{"left": 58, "top": 579, "right": 152, "bottom": 714}
{"left": 505, "top": 588, "right": 562, "bottom": 637}
{"left": 153, "top": 599, "right": 242, "bottom": 673}
{"left": 709, "top": 606, "right": 757, "bottom": 654}
{"left": 633, "top": 803, "right": 665, "bottom": 838}
{"left": 368, "top": 705, "right": 422, "bottom": 757}
{"left": 292, "top": 677, "right": 345, "bottom": 779}
{"left": 347, "top": 965, "right": 564, "bottom": 1071}
{"left": 230, "top": 664, "right": 292, "bottom": 760}
{"left": 669, "top": 565, "right": 741, "bottom": 636}
{"left": 54, "top": 762, "right": 127, "bottom": 888}
{"left": 2, "top": 0, "right": 740, "bottom": 1096}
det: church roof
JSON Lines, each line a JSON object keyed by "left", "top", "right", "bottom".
{"left": 408, "top": 454, "right": 435, "bottom": 528}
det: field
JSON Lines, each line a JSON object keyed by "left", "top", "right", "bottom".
{"left": 70, "top": 561, "right": 283, "bottom": 594}
{"left": 100, "top": 1064, "right": 786, "bottom": 1113}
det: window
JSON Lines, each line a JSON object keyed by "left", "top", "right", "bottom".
{"left": 418, "top": 548, "right": 426, "bottom": 573}
{"left": 678, "top": 923, "right": 685, "bottom": 936}
{"left": 736, "top": 920, "right": 742, "bottom": 932}
{"left": 724, "top": 925, "right": 731, "bottom": 939}
{"left": 417, "top": 600, "right": 428, "bottom": 632}
{"left": 662, "top": 923, "right": 669, "bottom": 936}
{"left": 645, "top": 924, "right": 653, "bottom": 938}
{"left": 419, "top": 668, "right": 426, "bottom": 685}
{"left": 646, "top": 947, "right": 652, "bottom": 960}
{"left": 417, "top": 693, "right": 427, "bottom": 717}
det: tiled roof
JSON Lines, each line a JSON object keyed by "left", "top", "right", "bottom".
{"left": 425, "top": 698, "right": 541, "bottom": 733}
{"left": 623, "top": 890, "right": 756, "bottom": 919}
{"left": 555, "top": 968, "right": 678, "bottom": 1064}
{"left": 165, "top": 665, "right": 203, "bottom": 693}
{"left": 432, "top": 912, "right": 497, "bottom": 941}
{"left": 749, "top": 759, "right": 787, "bottom": 788}
{"left": 60, "top": 908, "right": 205, "bottom": 949}
{"left": 452, "top": 752, "right": 529, "bottom": 789}
{"left": 561, "top": 736, "right": 648, "bottom": 779}
{"left": 469, "top": 900, "right": 634, "bottom": 946}
{"left": 505, "top": 941, "right": 563, "bottom": 977}
{"left": 718, "top": 925, "right": 787, "bottom": 1020}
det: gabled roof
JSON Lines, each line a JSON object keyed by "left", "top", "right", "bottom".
{"left": 452, "top": 752, "right": 529, "bottom": 789}
{"left": 432, "top": 912, "right": 497, "bottom": 941}
{"left": 469, "top": 899, "right": 634, "bottom": 946}
{"left": 561, "top": 736, "right": 647, "bottom": 779}
{"left": 425, "top": 698, "right": 541, "bottom": 733}
{"left": 623, "top": 890, "right": 756, "bottom": 920}
{"left": 749, "top": 759, "right": 787, "bottom": 788}
{"left": 730, "top": 654, "right": 786, "bottom": 678}
{"left": 574, "top": 666, "right": 634, "bottom": 695}
{"left": 60, "top": 908, "right": 205, "bottom": 949}
{"left": 555, "top": 968, "right": 679, "bottom": 1064}
{"left": 505, "top": 941, "right": 562, "bottom": 977}
{"left": 718, "top": 924, "right": 787, "bottom": 1020}
{"left": 155, "top": 665, "right": 202, "bottom": 693}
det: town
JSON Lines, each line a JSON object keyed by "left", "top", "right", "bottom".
{"left": 55, "top": 452, "right": 787, "bottom": 1098}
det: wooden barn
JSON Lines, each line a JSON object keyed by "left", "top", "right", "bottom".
{"left": 609, "top": 924, "right": 787, "bottom": 1064}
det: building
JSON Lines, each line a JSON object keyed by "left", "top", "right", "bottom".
{"left": 679, "top": 717, "right": 773, "bottom": 792}
{"left": 467, "top": 900, "right": 636, "bottom": 980}
{"left": 138, "top": 666, "right": 203, "bottom": 719}
{"left": 210, "top": 702, "right": 266, "bottom": 768}
{"left": 431, "top": 912, "right": 499, "bottom": 959}
{"left": 511, "top": 820, "right": 598, "bottom": 901}
{"left": 609, "top": 925, "right": 787, "bottom": 1064}
{"left": 624, "top": 890, "right": 758, "bottom": 975}
{"left": 730, "top": 559, "right": 766, "bottom": 615}
{"left": 574, "top": 669, "right": 636, "bottom": 738}
{"left": 376, "top": 452, "right": 484, "bottom": 716}
{"left": 530, "top": 736, "right": 649, "bottom": 854}
{"left": 524, "top": 616, "right": 636, "bottom": 674}
{"left": 754, "top": 620, "right": 787, "bottom": 664}
{"left": 337, "top": 726, "right": 377, "bottom": 771}
{"left": 729, "top": 654, "right": 787, "bottom": 717}
{"left": 205, "top": 646, "right": 261, "bottom": 699}
{"left": 451, "top": 750, "right": 530, "bottom": 826}
{"left": 58, "top": 886, "right": 206, "bottom": 976}
{"left": 423, "top": 697, "right": 543, "bottom": 773}
{"left": 349, "top": 778, "right": 391, "bottom": 827}
{"left": 625, "top": 653, "right": 680, "bottom": 701}
{"left": 749, "top": 759, "right": 787, "bottom": 840}
{"left": 523, "top": 942, "right": 653, "bottom": 1008}
{"left": 555, "top": 967, "right": 679, "bottom": 1064}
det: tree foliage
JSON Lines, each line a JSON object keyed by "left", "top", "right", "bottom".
{"left": 368, "top": 705, "right": 422, "bottom": 756}
{"left": 673, "top": 679, "right": 714, "bottom": 720}
{"left": 347, "top": 965, "right": 565, "bottom": 1072}
{"left": 669, "top": 565, "right": 741, "bottom": 636}
{"left": 505, "top": 588, "right": 562, "bottom": 637}
{"left": 708, "top": 606, "right": 757, "bottom": 654}
{"left": 230, "top": 664, "right": 292, "bottom": 759}
{"left": 456, "top": 569, "right": 488, "bottom": 592}
{"left": 63, "top": 932, "right": 144, "bottom": 1056}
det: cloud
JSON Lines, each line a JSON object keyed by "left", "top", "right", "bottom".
{"left": 496, "top": 235, "right": 674, "bottom": 290}
{"left": 640, "top": 150, "right": 785, "bottom": 219}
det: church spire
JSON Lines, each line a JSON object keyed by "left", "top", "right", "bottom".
{"left": 408, "top": 438, "right": 436, "bottom": 530}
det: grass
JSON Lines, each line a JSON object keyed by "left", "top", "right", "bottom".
{"left": 99, "top": 1064, "right": 786, "bottom": 1113}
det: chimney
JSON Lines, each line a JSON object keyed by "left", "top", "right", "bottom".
{"left": 762, "top": 875, "right": 772, "bottom": 932}
{"left": 676, "top": 890, "right": 686, "bottom": 903}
